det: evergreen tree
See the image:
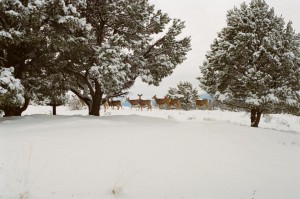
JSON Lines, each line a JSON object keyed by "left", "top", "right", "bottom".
{"left": 64, "top": 0, "right": 191, "bottom": 116}
{"left": 0, "top": 0, "right": 39, "bottom": 115}
{"left": 0, "top": 67, "right": 25, "bottom": 116}
{"left": 167, "top": 81, "right": 198, "bottom": 110}
{"left": 199, "top": 0, "right": 300, "bottom": 127}
{"left": 0, "top": 0, "right": 191, "bottom": 117}
{"left": 33, "top": 73, "right": 68, "bottom": 115}
{"left": 0, "top": 0, "right": 91, "bottom": 116}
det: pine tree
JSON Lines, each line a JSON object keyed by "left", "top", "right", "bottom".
{"left": 200, "top": 0, "right": 300, "bottom": 127}
{"left": 33, "top": 74, "right": 68, "bottom": 115}
{"left": 0, "top": 0, "right": 38, "bottom": 115}
{"left": 0, "top": 0, "right": 91, "bottom": 116}
{"left": 0, "top": 67, "right": 25, "bottom": 116}
{"left": 64, "top": 0, "right": 191, "bottom": 116}
{"left": 167, "top": 81, "right": 198, "bottom": 110}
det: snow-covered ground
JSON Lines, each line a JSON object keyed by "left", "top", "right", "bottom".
{"left": 0, "top": 105, "right": 300, "bottom": 199}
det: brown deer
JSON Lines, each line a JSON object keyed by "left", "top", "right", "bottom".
{"left": 105, "top": 98, "right": 122, "bottom": 110}
{"left": 103, "top": 101, "right": 109, "bottom": 112}
{"left": 138, "top": 94, "right": 152, "bottom": 111}
{"left": 165, "top": 97, "right": 180, "bottom": 110}
{"left": 195, "top": 98, "right": 209, "bottom": 110}
{"left": 126, "top": 97, "right": 140, "bottom": 110}
{"left": 152, "top": 95, "right": 167, "bottom": 109}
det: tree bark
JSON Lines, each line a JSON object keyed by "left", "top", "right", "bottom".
{"left": 250, "top": 108, "right": 262, "bottom": 127}
{"left": 52, "top": 105, "right": 57, "bottom": 115}
{"left": 70, "top": 82, "right": 103, "bottom": 116}
{"left": 46, "top": 99, "right": 63, "bottom": 116}
{"left": 89, "top": 81, "right": 103, "bottom": 116}
{"left": 89, "top": 100, "right": 101, "bottom": 116}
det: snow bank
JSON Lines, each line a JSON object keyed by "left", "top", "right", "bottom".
{"left": 0, "top": 106, "right": 299, "bottom": 199}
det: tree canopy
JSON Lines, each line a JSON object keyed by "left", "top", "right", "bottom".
{"left": 0, "top": 0, "right": 91, "bottom": 116}
{"left": 65, "top": 0, "right": 191, "bottom": 116}
{"left": 199, "top": 0, "right": 300, "bottom": 127}
{"left": 0, "top": 67, "right": 24, "bottom": 116}
{"left": 167, "top": 81, "right": 198, "bottom": 110}
{"left": 0, "top": 0, "right": 191, "bottom": 116}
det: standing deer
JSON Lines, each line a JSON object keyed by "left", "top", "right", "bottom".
{"left": 126, "top": 97, "right": 140, "bottom": 110}
{"left": 152, "top": 95, "right": 167, "bottom": 109}
{"left": 103, "top": 101, "right": 109, "bottom": 112}
{"left": 195, "top": 98, "right": 209, "bottom": 110}
{"left": 105, "top": 98, "right": 122, "bottom": 110}
{"left": 138, "top": 94, "right": 152, "bottom": 111}
{"left": 165, "top": 97, "right": 181, "bottom": 110}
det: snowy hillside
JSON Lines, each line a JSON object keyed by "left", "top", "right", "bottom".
{"left": 0, "top": 106, "right": 300, "bottom": 199}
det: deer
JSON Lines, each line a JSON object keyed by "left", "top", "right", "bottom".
{"left": 126, "top": 97, "right": 140, "bottom": 110}
{"left": 152, "top": 95, "right": 168, "bottom": 109}
{"left": 138, "top": 94, "right": 152, "bottom": 111}
{"left": 195, "top": 98, "right": 209, "bottom": 110}
{"left": 103, "top": 101, "right": 109, "bottom": 112}
{"left": 105, "top": 98, "right": 122, "bottom": 110}
{"left": 165, "top": 97, "right": 181, "bottom": 110}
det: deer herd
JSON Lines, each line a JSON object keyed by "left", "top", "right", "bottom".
{"left": 103, "top": 94, "right": 210, "bottom": 112}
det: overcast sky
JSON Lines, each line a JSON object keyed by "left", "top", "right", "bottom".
{"left": 128, "top": 0, "right": 300, "bottom": 98}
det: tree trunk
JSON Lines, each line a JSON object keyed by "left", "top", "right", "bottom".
{"left": 70, "top": 80, "right": 104, "bottom": 116}
{"left": 46, "top": 101, "right": 63, "bottom": 115}
{"left": 52, "top": 105, "right": 57, "bottom": 115}
{"left": 89, "top": 101, "right": 101, "bottom": 116}
{"left": 89, "top": 81, "right": 103, "bottom": 116}
{"left": 250, "top": 108, "right": 262, "bottom": 127}
{"left": 3, "top": 97, "right": 30, "bottom": 117}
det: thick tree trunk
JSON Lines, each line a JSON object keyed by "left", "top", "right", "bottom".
{"left": 3, "top": 97, "right": 30, "bottom": 117}
{"left": 89, "top": 101, "right": 101, "bottom": 116}
{"left": 89, "top": 81, "right": 103, "bottom": 116}
{"left": 70, "top": 83, "right": 103, "bottom": 116}
{"left": 250, "top": 108, "right": 262, "bottom": 127}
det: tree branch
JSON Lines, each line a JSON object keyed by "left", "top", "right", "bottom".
{"left": 219, "top": 100, "right": 252, "bottom": 111}
{"left": 84, "top": 70, "right": 95, "bottom": 96}
{"left": 143, "top": 36, "right": 165, "bottom": 58}
{"left": 69, "top": 87, "right": 91, "bottom": 104}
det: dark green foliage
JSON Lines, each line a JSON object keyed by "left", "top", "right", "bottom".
{"left": 167, "top": 81, "right": 198, "bottom": 110}
{"left": 65, "top": 0, "right": 191, "bottom": 115}
{"left": 0, "top": 0, "right": 90, "bottom": 116}
{"left": 199, "top": 0, "right": 300, "bottom": 126}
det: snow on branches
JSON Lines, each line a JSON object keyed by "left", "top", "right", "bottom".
{"left": 200, "top": 0, "right": 300, "bottom": 125}
{"left": 200, "top": 0, "right": 300, "bottom": 112}
{"left": 0, "top": 67, "right": 25, "bottom": 108}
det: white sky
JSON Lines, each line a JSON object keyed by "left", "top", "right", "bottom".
{"left": 128, "top": 0, "right": 300, "bottom": 98}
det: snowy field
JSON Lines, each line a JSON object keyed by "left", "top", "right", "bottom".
{"left": 0, "top": 105, "right": 300, "bottom": 199}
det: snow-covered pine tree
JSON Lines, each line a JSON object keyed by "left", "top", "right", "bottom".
{"left": 0, "top": 67, "right": 25, "bottom": 116}
{"left": 199, "top": 0, "right": 300, "bottom": 127}
{"left": 64, "top": 0, "right": 191, "bottom": 116}
{"left": 0, "top": 0, "right": 91, "bottom": 116}
{"left": 0, "top": 0, "right": 36, "bottom": 115}
{"left": 167, "top": 81, "right": 198, "bottom": 110}
{"left": 33, "top": 74, "right": 68, "bottom": 115}
{"left": 276, "top": 21, "right": 300, "bottom": 116}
